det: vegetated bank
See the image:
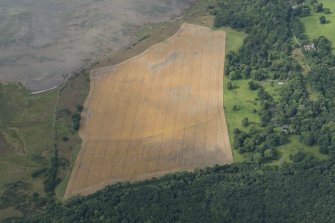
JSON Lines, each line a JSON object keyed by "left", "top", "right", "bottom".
{"left": 0, "top": 84, "right": 57, "bottom": 220}
{"left": 21, "top": 0, "right": 335, "bottom": 222}
{"left": 0, "top": 69, "right": 91, "bottom": 221}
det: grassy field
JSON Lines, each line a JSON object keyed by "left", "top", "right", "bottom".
{"left": 0, "top": 84, "right": 57, "bottom": 188}
{"left": 224, "top": 80, "right": 258, "bottom": 162}
{"left": 271, "top": 136, "right": 329, "bottom": 165}
{"left": 224, "top": 77, "right": 328, "bottom": 163}
{"left": 54, "top": 71, "right": 90, "bottom": 199}
{"left": 224, "top": 78, "right": 328, "bottom": 163}
{"left": 300, "top": 0, "right": 335, "bottom": 52}
{"left": 0, "top": 68, "right": 90, "bottom": 218}
{"left": 0, "top": 84, "right": 57, "bottom": 220}
{"left": 222, "top": 28, "right": 250, "bottom": 162}
{"left": 0, "top": 207, "right": 22, "bottom": 221}
{"left": 224, "top": 27, "right": 247, "bottom": 53}
{"left": 223, "top": 78, "right": 283, "bottom": 160}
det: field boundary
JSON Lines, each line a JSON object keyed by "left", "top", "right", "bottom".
{"left": 64, "top": 23, "right": 232, "bottom": 199}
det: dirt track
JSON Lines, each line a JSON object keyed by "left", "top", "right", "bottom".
{"left": 64, "top": 23, "right": 232, "bottom": 198}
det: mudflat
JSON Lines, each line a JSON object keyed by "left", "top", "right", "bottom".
{"left": 64, "top": 23, "right": 232, "bottom": 198}
{"left": 0, "top": 0, "right": 194, "bottom": 91}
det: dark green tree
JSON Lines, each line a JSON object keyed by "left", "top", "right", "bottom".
{"left": 242, "top": 117, "right": 249, "bottom": 127}
{"left": 227, "top": 81, "right": 233, "bottom": 90}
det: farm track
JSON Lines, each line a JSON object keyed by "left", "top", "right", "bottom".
{"left": 64, "top": 23, "right": 232, "bottom": 198}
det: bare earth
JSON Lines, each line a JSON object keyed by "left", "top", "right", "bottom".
{"left": 64, "top": 23, "right": 232, "bottom": 198}
{"left": 0, "top": 0, "right": 194, "bottom": 92}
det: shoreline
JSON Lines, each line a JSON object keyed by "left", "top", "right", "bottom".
{"left": 26, "top": 0, "right": 198, "bottom": 95}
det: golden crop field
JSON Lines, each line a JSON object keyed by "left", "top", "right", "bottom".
{"left": 64, "top": 23, "right": 232, "bottom": 198}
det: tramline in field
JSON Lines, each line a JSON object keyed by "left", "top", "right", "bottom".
{"left": 65, "top": 23, "right": 232, "bottom": 198}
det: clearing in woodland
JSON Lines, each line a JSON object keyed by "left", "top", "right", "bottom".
{"left": 64, "top": 23, "right": 232, "bottom": 198}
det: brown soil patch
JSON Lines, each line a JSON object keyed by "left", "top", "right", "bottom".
{"left": 64, "top": 23, "right": 232, "bottom": 198}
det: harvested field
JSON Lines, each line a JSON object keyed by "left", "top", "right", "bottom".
{"left": 64, "top": 23, "right": 232, "bottom": 198}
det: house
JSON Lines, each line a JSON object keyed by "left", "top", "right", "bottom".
{"left": 281, "top": 125, "right": 290, "bottom": 133}
{"left": 304, "top": 43, "right": 316, "bottom": 51}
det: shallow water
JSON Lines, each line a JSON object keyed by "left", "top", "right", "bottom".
{"left": 0, "top": 0, "right": 194, "bottom": 91}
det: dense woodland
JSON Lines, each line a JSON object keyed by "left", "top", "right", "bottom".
{"left": 18, "top": 159, "right": 335, "bottom": 223}
{"left": 9, "top": 0, "right": 335, "bottom": 222}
